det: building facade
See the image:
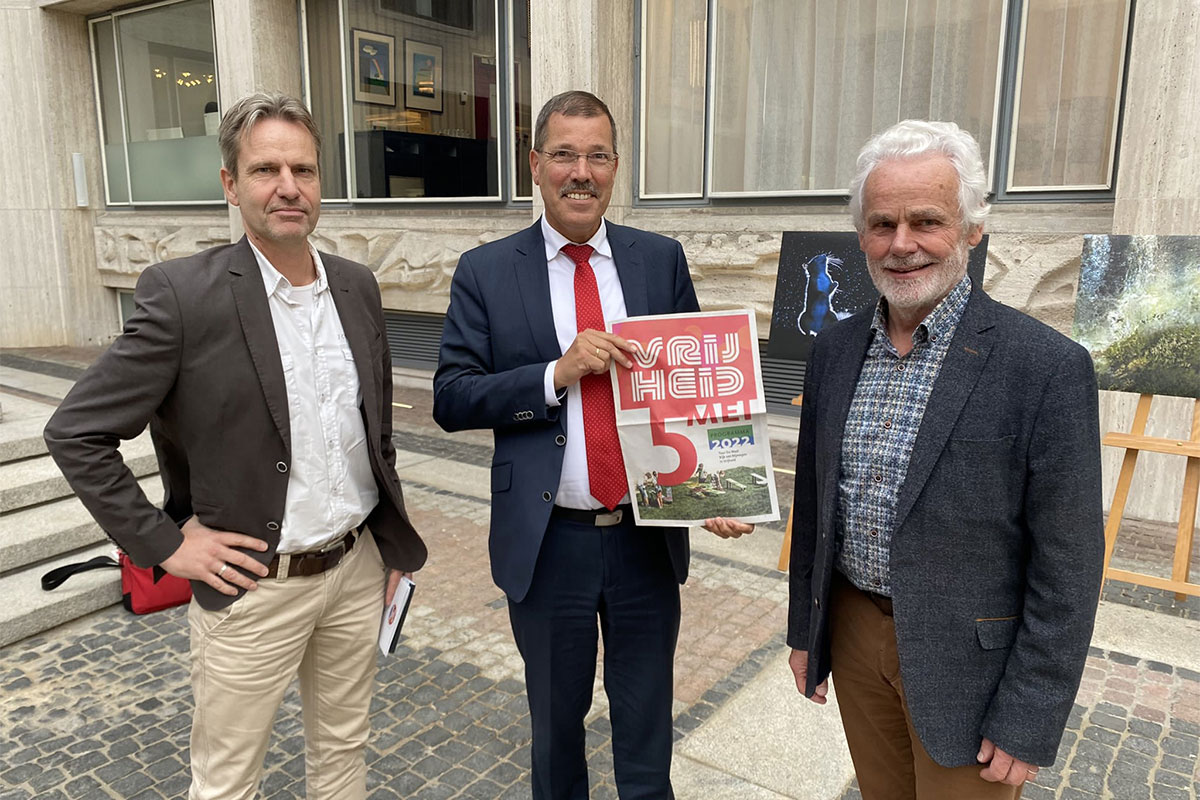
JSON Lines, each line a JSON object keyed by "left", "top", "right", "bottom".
{"left": 2, "top": 0, "right": 1196, "bottom": 522}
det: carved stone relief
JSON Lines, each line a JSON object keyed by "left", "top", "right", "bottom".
{"left": 92, "top": 215, "right": 1089, "bottom": 335}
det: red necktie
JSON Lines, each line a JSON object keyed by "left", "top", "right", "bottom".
{"left": 561, "top": 243, "right": 627, "bottom": 510}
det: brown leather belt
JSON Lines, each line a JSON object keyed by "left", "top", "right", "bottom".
{"left": 265, "top": 530, "right": 358, "bottom": 579}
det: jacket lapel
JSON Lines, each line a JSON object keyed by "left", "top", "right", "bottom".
{"left": 608, "top": 222, "right": 650, "bottom": 318}
{"left": 227, "top": 238, "right": 291, "bottom": 455}
{"left": 819, "top": 314, "right": 873, "bottom": 529}
{"left": 513, "top": 222, "right": 562, "bottom": 362}
{"left": 326, "top": 255, "right": 380, "bottom": 423}
{"left": 892, "top": 290, "right": 996, "bottom": 531}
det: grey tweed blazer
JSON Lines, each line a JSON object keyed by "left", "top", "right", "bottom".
{"left": 787, "top": 284, "right": 1104, "bottom": 767}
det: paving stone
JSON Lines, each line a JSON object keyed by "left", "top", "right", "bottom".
{"left": 1161, "top": 736, "right": 1199, "bottom": 758}
{"left": 62, "top": 775, "right": 103, "bottom": 799}
{"left": 1151, "top": 784, "right": 1190, "bottom": 800}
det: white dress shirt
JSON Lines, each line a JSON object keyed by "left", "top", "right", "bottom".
{"left": 539, "top": 215, "right": 631, "bottom": 510}
{"left": 249, "top": 240, "right": 378, "bottom": 552}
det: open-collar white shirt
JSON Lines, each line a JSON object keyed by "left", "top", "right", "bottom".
{"left": 249, "top": 239, "right": 378, "bottom": 552}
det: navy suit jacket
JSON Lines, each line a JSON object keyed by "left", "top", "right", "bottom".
{"left": 433, "top": 220, "right": 701, "bottom": 602}
{"left": 787, "top": 284, "right": 1104, "bottom": 767}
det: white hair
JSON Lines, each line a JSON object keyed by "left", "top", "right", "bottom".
{"left": 848, "top": 119, "right": 991, "bottom": 233}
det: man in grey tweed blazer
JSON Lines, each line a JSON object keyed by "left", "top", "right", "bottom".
{"left": 787, "top": 120, "right": 1104, "bottom": 799}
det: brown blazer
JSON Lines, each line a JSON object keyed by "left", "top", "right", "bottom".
{"left": 44, "top": 237, "right": 426, "bottom": 610}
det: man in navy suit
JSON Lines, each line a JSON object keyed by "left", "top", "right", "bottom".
{"left": 434, "top": 91, "right": 751, "bottom": 799}
{"left": 787, "top": 120, "right": 1104, "bottom": 799}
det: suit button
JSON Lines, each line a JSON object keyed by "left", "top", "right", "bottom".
{"left": 542, "top": 491, "right": 552, "bottom": 502}
{"left": 555, "top": 434, "right": 566, "bottom": 446}
{"left": 814, "top": 597, "right": 820, "bottom": 608}
{"left": 276, "top": 461, "right": 288, "bottom": 473}
{"left": 267, "top": 521, "right": 280, "bottom": 531}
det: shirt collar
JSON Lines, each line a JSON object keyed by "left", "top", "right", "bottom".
{"left": 248, "top": 238, "right": 328, "bottom": 300}
{"left": 870, "top": 273, "right": 972, "bottom": 345}
{"left": 540, "top": 215, "right": 612, "bottom": 262}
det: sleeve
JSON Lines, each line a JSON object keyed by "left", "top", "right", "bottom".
{"left": 432, "top": 250, "right": 562, "bottom": 432}
{"left": 980, "top": 343, "right": 1106, "bottom": 765}
{"left": 672, "top": 240, "right": 701, "bottom": 314}
{"left": 42, "top": 264, "right": 188, "bottom": 568}
{"left": 369, "top": 276, "right": 400, "bottom": 476}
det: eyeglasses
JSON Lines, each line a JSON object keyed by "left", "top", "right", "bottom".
{"left": 539, "top": 150, "right": 619, "bottom": 169}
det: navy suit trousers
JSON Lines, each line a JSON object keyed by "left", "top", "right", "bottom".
{"left": 507, "top": 515, "right": 680, "bottom": 800}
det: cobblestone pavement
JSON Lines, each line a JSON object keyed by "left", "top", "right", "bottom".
{"left": 1, "top": 368, "right": 1198, "bottom": 798}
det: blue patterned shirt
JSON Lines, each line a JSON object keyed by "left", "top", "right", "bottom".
{"left": 835, "top": 275, "right": 972, "bottom": 596}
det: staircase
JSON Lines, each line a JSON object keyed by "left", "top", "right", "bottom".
{"left": 0, "top": 354, "right": 162, "bottom": 648}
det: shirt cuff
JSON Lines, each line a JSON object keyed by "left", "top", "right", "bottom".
{"left": 544, "top": 361, "right": 563, "bottom": 407}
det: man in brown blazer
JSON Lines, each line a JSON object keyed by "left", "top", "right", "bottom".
{"left": 44, "top": 93, "right": 425, "bottom": 799}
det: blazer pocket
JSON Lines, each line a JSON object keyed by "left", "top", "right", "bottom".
{"left": 491, "top": 462, "right": 512, "bottom": 493}
{"left": 975, "top": 615, "right": 1020, "bottom": 650}
{"left": 949, "top": 434, "right": 1016, "bottom": 450}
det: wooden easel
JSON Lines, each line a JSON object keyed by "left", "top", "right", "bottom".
{"left": 1102, "top": 394, "right": 1200, "bottom": 600}
{"left": 778, "top": 393, "right": 802, "bottom": 571}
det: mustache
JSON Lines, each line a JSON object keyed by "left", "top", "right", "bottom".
{"left": 560, "top": 182, "right": 598, "bottom": 197}
{"left": 879, "top": 252, "right": 934, "bottom": 270}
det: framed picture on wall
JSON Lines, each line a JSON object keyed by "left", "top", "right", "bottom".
{"left": 404, "top": 39, "right": 443, "bottom": 113}
{"left": 351, "top": 29, "right": 396, "bottom": 106}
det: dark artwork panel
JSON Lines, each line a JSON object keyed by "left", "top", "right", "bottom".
{"left": 1072, "top": 235, "right": 1200, "bottom": 400}
{"left": 766, "top": 231, "right": 988, "bottom": 362}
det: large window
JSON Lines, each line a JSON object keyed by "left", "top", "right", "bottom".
{"left": 1007, "top": 0, "right": 1130, "bottom": 191}
{"left": 639, "top": 0, "right": 1131, "bottom": 201}
{"left": 302, "top": 0, "right": 531, "bottom": 202}
{"left": 90, "top": 0, "right": 221, "bottom": 205}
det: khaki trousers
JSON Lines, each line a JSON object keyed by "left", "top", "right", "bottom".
{"left": 829, "top": 572, "right": 1023, "bottom": 800}
{"left": 187, "top": 529, "right": 387, "bottom": 800}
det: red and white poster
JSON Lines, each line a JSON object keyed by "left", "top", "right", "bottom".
{"left": 609, "top": 310, "right": 780, "bottom": 527}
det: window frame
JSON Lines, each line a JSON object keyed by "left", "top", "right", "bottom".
{"left": 1000, "top": 0, "right": 1133, "bottom": 195}
{"left": 88, "top": 0, "right": 223, "bottom": 208}
{"left": 299, "top": 0, "right": 530, "bottom": 205}
{"left": 506, "top": 0, "right": 532, "bottom": 202}
{"left": 633, "top": 0, "right": 1133, "bottom": 206}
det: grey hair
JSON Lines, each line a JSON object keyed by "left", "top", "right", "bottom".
{"left": 533, "top": 90, "right": 618, "bottom": 154}
{"left": 848, "top": 119, "right": 990, "bottom": 233}
{"left": 218, "top": 92, "right": 322, "bottom": 177}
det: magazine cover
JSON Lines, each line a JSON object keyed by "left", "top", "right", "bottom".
{"left": 608, "top": 310, "right": 781, "bottom": 527}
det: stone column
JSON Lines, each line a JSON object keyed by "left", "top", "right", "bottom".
{"left": 1099, "top": 1, "right": 1200, "bottom": 523}
{"left": 529, "top": 0, "right": 636, "bottom": 224}
{"left": 0, "top": 6, "right": 114, "bottom": 346}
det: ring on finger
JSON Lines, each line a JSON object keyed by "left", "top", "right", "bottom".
{"left": 218, "top": 563, "right": 228, "bottom": 578}
{"left": 595, "top": 347, "right": 602, "bottom": 359}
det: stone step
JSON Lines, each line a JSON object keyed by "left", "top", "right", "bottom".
{"left": 0, "top": 360, "right": 79, "bottom": 402}
{"left": 0, "top": 542, "right": 123, "bottom": 649}
{"left": 0, "top": 476, "right": 164, "bottom": 574}
{"left": 0, "top": 392, "right": 54, "bottom": 464}
{"left": 0, "top": 430, "right": 156, "bottom": 514}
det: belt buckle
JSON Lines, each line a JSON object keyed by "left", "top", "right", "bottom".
{"left": 318, "top": 532, "right": 350, "bottom": 556}
{"left": 595, "top": 509, "right": 623, "bottom": 527}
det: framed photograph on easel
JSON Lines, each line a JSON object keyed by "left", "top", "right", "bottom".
{"left": 351, "top": 29, "right": 396, "bottom": 106}
{"left": 404, "top": 39, "right": 443, "bottom": 112}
